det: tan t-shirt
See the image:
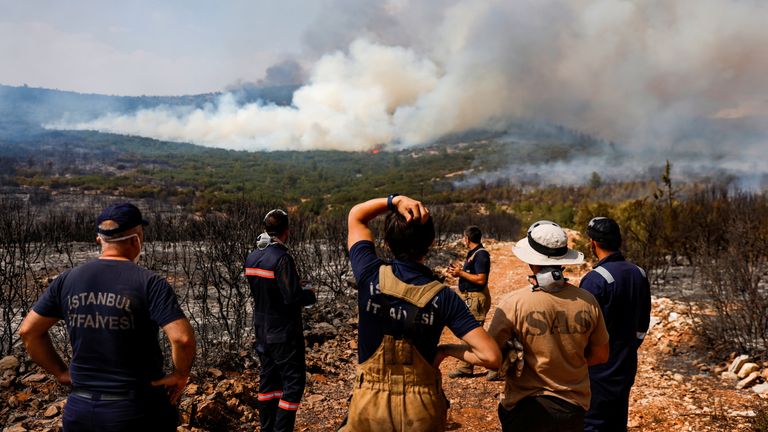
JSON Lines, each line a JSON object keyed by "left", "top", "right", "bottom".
{"left": 488, "top": 283, "right": 609, "bottom": 411}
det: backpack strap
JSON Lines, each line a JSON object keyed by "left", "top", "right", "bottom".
{"left": 378, "top": 265, "right": 445, "bottom": 308}
{"left": 467, "top": 247, "right": 488, "bottom": 264}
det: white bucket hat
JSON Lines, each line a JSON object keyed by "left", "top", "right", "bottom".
{"left": 513, "top": 220, "right": 584, "bottom": 266}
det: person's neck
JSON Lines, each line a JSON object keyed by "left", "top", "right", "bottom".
{"left": 468, "top": 241, "right": 480, "bottom": 250}
{"left": 99, "top": 249, "right": 132, "bottom": 261}
{"left": 595, "top": 248, "right": 616, "bottom": 261}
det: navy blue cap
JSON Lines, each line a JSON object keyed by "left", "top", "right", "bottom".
{"left": 586, "top": 217, "right": 621, "bottom": 244}
{"left": 96, "top": 203, "right": 148, "bottom": 236}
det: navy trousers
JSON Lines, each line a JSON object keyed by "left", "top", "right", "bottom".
{"left": 63, "top": 388, "right": 177, "bottom": 432}
{"left": 499, "top": 396, "right": 585, "bottom": 432}
{"left": 256, "top": 339, "right": 307, "bottom": 432}
{"left": 584, "top": 345, "right": 638, "bottom": 432}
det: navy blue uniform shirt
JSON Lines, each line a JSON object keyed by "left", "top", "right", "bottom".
{"left": 244, "top": 241, "right": 315, "bottom": 347}
{"left": 580, "top": 252, "right": 651, "bottom": 382}
{"left": 459, "top": 244, "right": 491, "bottom": 293}
{"left": 33, "top": 259, "right": 186, "bottom": 392}
{"left": 349, "top": 241, "right": 479, "bottom": 364}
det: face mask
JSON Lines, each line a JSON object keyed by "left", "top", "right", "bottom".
{"left": 257, "top": 232, "right": 273, "bottom": 250}
{"left": 132, "top": 238, "right": 142, "bottom": 263}
{"left": 99, "top": 233, "right": 141, "bottom": 263}
{"left": 529, "top": 267, "right": 567, "bottom": 292}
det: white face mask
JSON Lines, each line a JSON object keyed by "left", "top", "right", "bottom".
{"left": 99, "top": 233, "right": 141, "bottom": 263}
{"left": 529, "top": 267, "right": 567, "bottom": 293}
{"left": 132, "top": 239, "right": 142, "bottom": 264}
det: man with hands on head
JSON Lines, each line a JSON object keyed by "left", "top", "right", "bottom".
{"left": 341, "top": 194, "right": 501, "bottom": 432}
{"left": 19, "top": 203, "right": 195, "bottom": 432}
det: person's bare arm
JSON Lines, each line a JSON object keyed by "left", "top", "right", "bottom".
{"left": 434, "top": 327, "right": 501, "bottom": 369}
{"left": 19, "top": 311, "right": 71, "bottom": 386}
{"left": 586, "top": 342, "right": 609, "bottom": 366}
{"left": 152, "top": 318, "right": 196, "bottom": 404}
{"left": 347, "top": 195, "right": 429, "bottom": 250}
{"left": 455, "top": 270, "right": 488, "bottom": 286}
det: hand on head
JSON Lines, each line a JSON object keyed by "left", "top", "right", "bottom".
{"left": 393, "top": 196, "right": 430, "bottom": 224}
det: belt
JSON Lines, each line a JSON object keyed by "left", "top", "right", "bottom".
{"left": 71, "top": 390, "right": 135, "bottom": 401}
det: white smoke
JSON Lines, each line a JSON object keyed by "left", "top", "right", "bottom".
{"left": 54, "top": 0, "right": 768, "bottom": 158}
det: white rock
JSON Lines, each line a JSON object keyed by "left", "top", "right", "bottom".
{"left": 736, "top": 371, "right": 760, "bottom": 389}
{"left": 738, "top": 362, "right": 760, "bottom": 379}
{"left": 728, "top": 410, "right": 756, "bottom": 417}
{"left": 728, "top": 355, "right": 750, "bottom": 374}
{"left": 648, "top": 316, "right": 661, "bottom": 331}
{"left": 668, "top": 312, "right": 679, "bottom": 322}
{"left": 752, "top": 383, "right": 768, "bottom": 395}
{"left": 721, "top": 371, "right": 739, "bottom": 381}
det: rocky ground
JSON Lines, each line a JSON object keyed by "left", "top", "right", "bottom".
{"left": 3, "top": 240, "right": 768, "bottom": 431}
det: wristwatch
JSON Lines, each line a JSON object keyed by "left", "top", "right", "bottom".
{"left": 387, "top": 194, "right": 400, "bottom": 212}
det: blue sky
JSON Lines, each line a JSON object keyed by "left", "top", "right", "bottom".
{"left": 0, "top": 0, "right": 322, "bottom": 95}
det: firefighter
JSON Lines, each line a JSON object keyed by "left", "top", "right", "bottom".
{"left": 245, "top": 209, "right": 316, "bottom": 432}
{"left": 19, "top": 203, "right": 195, "bottom": 431}
{"left": 488, "top": 220, "right": 610, "bottom": 432}
{"left": 341, "top": 194, "right": 501, "bottom": 432}
{"left": 448, "top": 225, "right": 495, "bottom": 379}
{"left": 581, "top": 217, "right": 651, "bottom": 432}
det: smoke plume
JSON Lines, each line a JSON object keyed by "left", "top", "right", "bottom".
{"left": 55, "top": 0, "right": 768, "bottom": 168}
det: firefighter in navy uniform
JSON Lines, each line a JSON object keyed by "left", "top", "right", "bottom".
{"left": 448, "top": 225, "right": 494, "bottom": 379}
{"left": 580, "top": 217, "right": 652, "bottom": 432}
{"left": 244, "top": 209, "right": 316, "bottom": 432}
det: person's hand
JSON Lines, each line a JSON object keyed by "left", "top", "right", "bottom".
{"left": 393, "top": 196, "right": 429, "bottom": 224}
{"left": 55, "top": 370, "right": 72, "bottom": 386}
{"left": 448, "top": 263, "right": 461, "bottom": 278}
{"left": 151, "top": 371, "right": 189, "bottom": 405}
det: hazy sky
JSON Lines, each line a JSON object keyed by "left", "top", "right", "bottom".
{"left": 0, "top": 0, "right": 322, "bottom": 95}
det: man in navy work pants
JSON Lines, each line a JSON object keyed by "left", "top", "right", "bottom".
{"left": 20, "top": 203, "right": 196, "bottom": 432}
{"left": 580, "top": 217, "right": 652, "bottom": 432}
{"left": 245, "top": 209, "right": 316, "bottom": 432}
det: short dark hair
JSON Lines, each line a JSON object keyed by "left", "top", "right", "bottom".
{"left": 464, "top": 225, "right": 482, "bottom": 244}
{"left": 587, "top": 217, "right": 622, "bottom": 251}
{"left": 263, "top": 209, "right": 289, "bottom": 236}
{"left": 594, "top": 238, "right": 621, "bottom": 252}
{"left": 384, "top": 212, "right": 435, "bottom": 262}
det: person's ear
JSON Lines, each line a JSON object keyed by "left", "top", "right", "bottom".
{"left": 96, "top": 236, "right": 102, "bottom": 246}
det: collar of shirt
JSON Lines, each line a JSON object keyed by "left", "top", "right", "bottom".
{"left": 594, "top": 251, "right": 625, "bottom": 268}
{"left": 390, "top": 258, "right": 437, "bottom": 283}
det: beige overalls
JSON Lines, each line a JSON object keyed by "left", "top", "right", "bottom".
{"left": 340, "top": 266, "right": 449, "bottom": 432}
